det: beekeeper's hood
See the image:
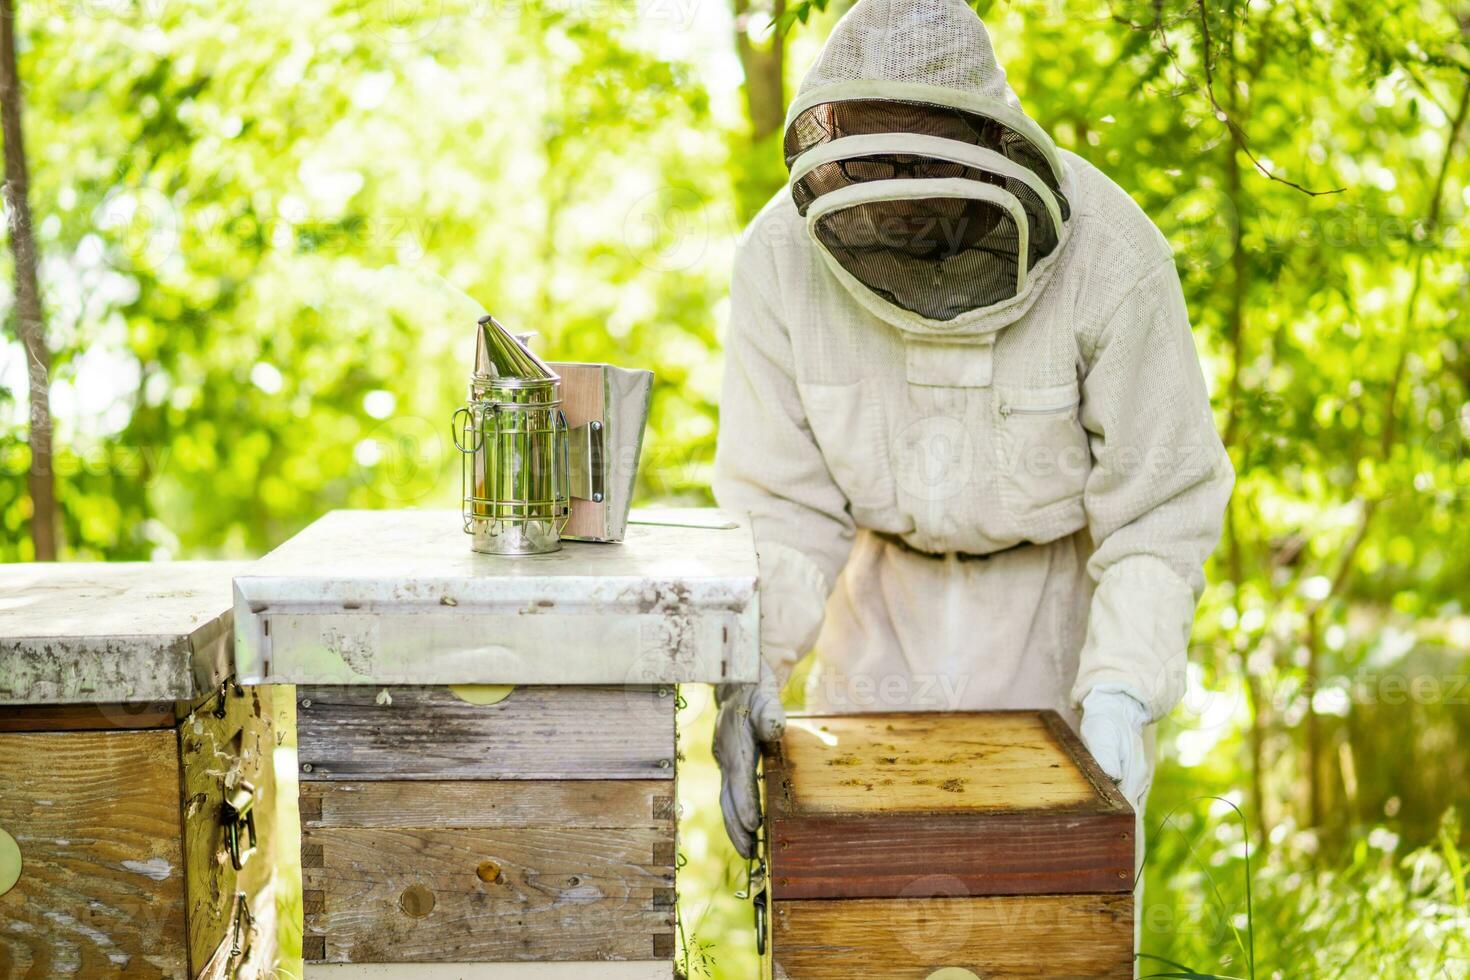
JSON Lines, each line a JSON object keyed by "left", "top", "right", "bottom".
{"left": 785, "top": 0, "right": 1072, "bottom": 337}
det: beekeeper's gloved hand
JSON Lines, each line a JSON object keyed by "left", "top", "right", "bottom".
{"left": 1080, "top": 685, "right": 1151, "bottom": 812}
{"left": 713, "top": 660, "right": 786, "bottom": 859}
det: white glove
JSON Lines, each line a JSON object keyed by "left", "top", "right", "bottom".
{"left": 712, "top": 660, "right": 786, "bottom": 859}
{"left": 1080, "top": 685, "right": 1152, "bottom": 813}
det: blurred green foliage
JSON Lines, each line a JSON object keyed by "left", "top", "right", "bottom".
{"left": 2, "top": 0, "right": 1468, "bottom": 977}
{"left": 0, "top": 0, "right": 732, "bottom": 560}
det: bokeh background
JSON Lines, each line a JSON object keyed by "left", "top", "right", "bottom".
{"left": 2, "top": 0, "right": 1468, "bottom": 976}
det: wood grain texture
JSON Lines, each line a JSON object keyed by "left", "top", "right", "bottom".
{"left": 306, "top": 962, "right": 674, "bottom": 978}
{"left": 0, "top": 729, "right": 188, "bottom": 978}
{"left": 775, "top": 712, "right": 1104, "bottom": 814}
{"left": 1039, "top": 711, "right": 1136, "bottom": 813}
{"left": 191, "top": 886, "right": 279, "bottom": 980}
{"left": 182, "top": 685, "right": 279, "bottom": 977}
{"left": 765, "top": 808, "right": 1134, "bottom": 900}
{"left": 0, "top": 701, "right": 175, "bottom": 733}
{"left": 295, "top": 685, "right": 676, "bottom": 781}
{"left": 763, "top": 711, "right": 1133, "bottom": 900}
{"left": 301, "top": 827, "right": 675, "bottom": 963}
{"left": 299, "top": 780, "right": 674, "bottom": 830}
{"left": 770, "top": 894, "right": 1133, "bottom": 979}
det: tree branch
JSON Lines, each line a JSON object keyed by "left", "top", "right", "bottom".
{"left": 1196, "top": 0, "right": 1345, "bottom": 196}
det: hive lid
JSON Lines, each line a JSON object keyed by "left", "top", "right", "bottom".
{"left": 232, "top": 507, "right": 759, "bottom": 687}
{"left": 762, "top": 710, "right": 1134, "bottom": 900}
{"left": 0, "top": 561, "right": 242, "bottom": 705}
{"left": 473, "top": 314, "right": 559, "bottom": 387}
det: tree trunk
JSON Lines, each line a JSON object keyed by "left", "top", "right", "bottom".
{"left": 0, "top": 0, "right": 56, "bottom": 560}
{"left": 732, "top": 0, "right": 786, "bottom": 144}
{"left": 1304, "top": 609, "right": 1323, "bottom": 832}
{"left": 1217, "top": 6, "right": 1270, "bottom": 849}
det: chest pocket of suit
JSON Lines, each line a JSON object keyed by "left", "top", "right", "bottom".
{"left": 993, "top": 380, "right": 1090, "bottom": 518}
{"left": 800, "top": 380, "right": 896, "bottom": 518}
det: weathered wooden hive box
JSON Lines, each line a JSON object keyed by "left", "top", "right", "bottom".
{"left": 0, "top": 562, "right": 278, "bottom": 979}
{"left": 762, "top": 711, "right": 1135, "bottom": 980}
{"left": 234, "top": 508, "right": 759, "bottom": 977}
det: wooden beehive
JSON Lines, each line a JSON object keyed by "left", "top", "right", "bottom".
{"left": 762, "top": 711, "right": 1135, "bottom": 980}
{"left": 233, "top": 508, "right": 760, "bottom": 976}
{"left": 0, "top": 562, "right": 279, "bottom": 979}
{"left": 295, "top": 684, "right": 677, "bottom": 971}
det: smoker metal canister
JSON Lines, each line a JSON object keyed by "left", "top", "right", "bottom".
{"left": 453, "top": 315, "right": 570, "bottom": 555}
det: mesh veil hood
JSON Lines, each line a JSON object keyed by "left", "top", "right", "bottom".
{"left": 796, "top": 0, "right": 1022, "bottom": 110}
{"left": 785, "top": 0, "right": 1073, "bottom": 337}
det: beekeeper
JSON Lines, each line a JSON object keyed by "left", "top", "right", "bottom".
{"left": 712, "top": 0, "right": 1234, "bottom": 864}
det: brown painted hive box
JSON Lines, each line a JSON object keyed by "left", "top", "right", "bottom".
{"left": 0, "top": 562, "right": 279, "bottom": 980}
{"left": 761, "top": 710, "right": 1135, "bottom": 980}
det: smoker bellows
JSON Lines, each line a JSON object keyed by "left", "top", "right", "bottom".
{"left": 453, "top": 314, "right": 653, "bottom": 555}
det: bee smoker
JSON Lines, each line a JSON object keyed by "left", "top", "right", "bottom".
{"left": 453, "top": 314, "right": 653, "bottom": 555}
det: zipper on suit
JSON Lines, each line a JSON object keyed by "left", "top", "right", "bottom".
{"left": 999, "top": 398, "right": 1079, "bottom": 418}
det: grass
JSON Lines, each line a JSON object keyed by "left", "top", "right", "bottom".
{"left": 1140, "top": 800, "right": 1469, "bottom": 979}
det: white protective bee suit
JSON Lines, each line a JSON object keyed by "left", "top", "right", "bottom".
{"left": 711, "top": 0, "right": 1233, "bottom": 865}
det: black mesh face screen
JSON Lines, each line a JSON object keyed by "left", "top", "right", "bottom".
{"left": 812, "top": 197, "right": 1025, "bottom": 321}
{"left": 793, "top": 159, "right": 1059, "bottom": 266}
{"left": 785, "top": 98, "right": 1070, "bottom": 220}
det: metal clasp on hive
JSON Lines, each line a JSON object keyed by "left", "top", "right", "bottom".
{"left": 222, "top": 780, "right": 258, "bottom": 871}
